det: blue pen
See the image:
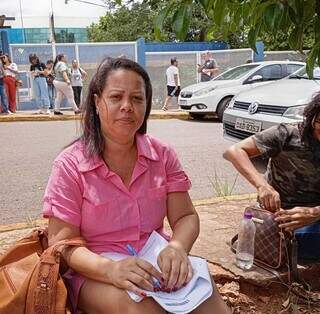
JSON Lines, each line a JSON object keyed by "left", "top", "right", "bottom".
{"left": 126, "top": 244, "right": 162, "bottom": 290}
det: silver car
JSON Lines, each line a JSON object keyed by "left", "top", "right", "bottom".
{"left": 223, "top": 67, "right": 320, "bottom": 141}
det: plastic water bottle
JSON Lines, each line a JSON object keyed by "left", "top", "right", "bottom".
{"left": 236, "top": 212, "right": 256, "bottom": 270}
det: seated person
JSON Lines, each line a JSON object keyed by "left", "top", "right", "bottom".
{"left": 224, "top": 93, "right": 320, "bottom": 261}
{"left": 43, "top": 57, "right": 230, "bottom": 314}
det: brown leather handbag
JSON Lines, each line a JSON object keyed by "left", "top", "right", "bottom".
{"left": 231, "top": 206, "right": 297, "bottom": 271}
{"left": 0, "top": 227, "right": 85, "bottom": 314}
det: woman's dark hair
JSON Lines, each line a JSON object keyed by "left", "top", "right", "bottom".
{"left": 299, "top": 92, "right": 320, "bottom": 145}
{"left": 53, "top": 54, "right": 65, "bottom": 70}
{"left": 81, "top": 57, "right": 152, "bottom": 157}
{"left": 3, "top": 54, "right": 12, "bottom": 64}
{"left": 29, "top": 53, "right": 39, "bottom": 64}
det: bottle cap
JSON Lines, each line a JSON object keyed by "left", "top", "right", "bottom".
{"left": 244, "top": 212, "right": 253, "bottom": 219}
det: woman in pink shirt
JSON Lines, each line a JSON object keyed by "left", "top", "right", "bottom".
{"left": 43, "top": 58, "right": 229, "bottom": 314}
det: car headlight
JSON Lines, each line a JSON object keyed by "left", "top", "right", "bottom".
{"left": 193, "top": 86, "right": 215, "bottom": 97}
{"left": 283, "top": 105, "right": 306, "bottom": 120}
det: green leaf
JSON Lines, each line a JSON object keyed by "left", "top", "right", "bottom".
{"left": 288, "top": 27, "right": 303, "bottom": 51}
{"left": 213, "top": 0, "right": 226, "bottom": 26}
{"left": 196, "top": 0, "right": 211, "bottom": 11}
{"left": 315, "top": 15, "right": 320, "bottom": 42}
{"left": 248, "top": 21, "right": 262, "bottom": 52}
{"left": 306, "top": 44, "right": 320, "bottom": 78}
{"left": 172, "top": 4, "right": 191, "bottom": 41}
{"left": 154, "top": 4, "right": 174, "bottom": 40}
{"left": 251, "top": 1, "right": 273, "bottom": 26}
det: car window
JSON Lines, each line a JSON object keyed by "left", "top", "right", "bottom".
{"left": 287, "top": 64, "right": 303, "bottom": 75}
{"left": 214, "top": 64, "right": 259, "bottom": 80}
{"left": 250, "top": 64, "right": 283, "bottom": 81}
{"left": 289, "top": 67, "right": 320, "bottom": 79}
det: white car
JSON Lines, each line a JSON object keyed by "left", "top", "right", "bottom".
{"left": 223, "top": 66, "right": 320, "bottom": 141}
{"left": 178, "top": 61, "right": 305, "bottom": 121}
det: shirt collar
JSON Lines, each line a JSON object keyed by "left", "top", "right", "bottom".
{"left": 78, "top": 134, "right": 159, "bottom": 173}
{"left": 136, "top": 134, "right": 159, "bottom": 162}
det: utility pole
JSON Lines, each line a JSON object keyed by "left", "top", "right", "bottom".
{"left": 49, "top": 0, "right": 56, "bottom": 59}
{"left": 18, "top": 0, "right": 25, "bottom": 43}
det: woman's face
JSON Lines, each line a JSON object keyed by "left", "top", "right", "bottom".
{"left": 313, "top": 113, "right": 320, "bottom": 141}
{"left": 3, "top": 55, "right": 9, "bottom": 63}
{"left": 31, "top": 58, "right": 37, "bottom": 65}
{"left": 72, "top": 60, "right": 78, "bottom": 67}
{"left": 61, "top": 55, "right": 67, "bottom": 63}
{"left": 95, "top": 69, "right": 147, "bottom": 144}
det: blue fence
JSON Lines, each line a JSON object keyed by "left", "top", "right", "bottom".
{"left": 145, "top": 41, "right": 228, "bottom": 52}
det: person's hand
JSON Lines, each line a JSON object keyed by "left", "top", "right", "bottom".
{"left": 157, "top": 243, "right": 193, "bottom": 292}
{"left": 274, "top": 207, "right": 320, "bottom": 231}
{"left": 107, "top": 257, "right": 163, "bottom": 296}
{"left": 257, "top": 184, "right": 281, "bottom": 212}
{"left": 66, "top": 80, "right": 71, "bottom": 85}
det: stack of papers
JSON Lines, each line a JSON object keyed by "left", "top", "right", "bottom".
{"left": 102, "top": 231, "right": 213, "bottom": 314}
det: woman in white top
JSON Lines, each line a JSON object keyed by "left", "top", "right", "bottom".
{"left": 53, "top": 54, "right": 81, "bottom": 115}
{"left": 2, "top": 54, "right": 18, "bottom": 113}
{"left": 71, "top": 59, "right": 87, "bottom": 108}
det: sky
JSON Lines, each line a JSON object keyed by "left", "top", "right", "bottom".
{"left": 1, "top": 0, "right": 108, "bottom": 27}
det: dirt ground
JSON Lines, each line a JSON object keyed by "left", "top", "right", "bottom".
{"left": 209, "top": 262, "right": 320, "bottom": 314}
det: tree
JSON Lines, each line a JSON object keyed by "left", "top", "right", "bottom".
{"left": 88, "top": 0, "right": 211, "bottom": 42}
{"left": 154, "top": 0, "right": 320, "bottom": 75}
{"left": 88, "top": 3, "right": 157, "bottom": 42}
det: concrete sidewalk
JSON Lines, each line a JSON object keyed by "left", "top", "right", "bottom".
{"left": 1, "top": 194, "right": 319, "bottom": 313}
{"left": 0, "top": 109, "right": 190, "bottom": 123}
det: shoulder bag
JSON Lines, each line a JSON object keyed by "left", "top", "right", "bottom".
{"left": 0, "top": 227, "right": 85, "bottom": 314}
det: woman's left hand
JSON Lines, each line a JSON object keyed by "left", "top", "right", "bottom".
{"left": 157, "top": 243, "right": 193, "bottom": 291}
{"left": 274, "top": 207, "right": 320, "bottom": 231}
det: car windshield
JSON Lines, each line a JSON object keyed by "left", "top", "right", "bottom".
{"left": 289, "top": 67, "right": 320, "bottom": 80}
{"left": 214, "top": 64, "right": 259, "bottom": 80}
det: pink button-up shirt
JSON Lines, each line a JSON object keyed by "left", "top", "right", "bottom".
{"left": 43, "top": 133, "right": 191, "bottom": 255}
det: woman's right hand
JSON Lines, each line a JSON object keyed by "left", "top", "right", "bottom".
{"left": 107, "top": 257, "right": 163, "bottom": 296}
{"left": 257, "top": 184, "right": 281, "bottom": 212}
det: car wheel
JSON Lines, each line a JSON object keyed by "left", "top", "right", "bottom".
{"left": 217, "top": 96, "right": 233, "bottom": 122}
{"left": 189, "top": 113, "right": 206, "bottom": 120}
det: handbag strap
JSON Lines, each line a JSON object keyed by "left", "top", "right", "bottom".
{"left": 26, "top": 237, "right": 86, "bottom": 314}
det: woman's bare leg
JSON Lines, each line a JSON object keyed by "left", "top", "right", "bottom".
{"left": 78, "top": 279, "right": 166, "bottom": 314}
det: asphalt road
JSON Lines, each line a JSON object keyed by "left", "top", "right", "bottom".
{"left": 0, "top": 118, "right": 255, "bottom": 225}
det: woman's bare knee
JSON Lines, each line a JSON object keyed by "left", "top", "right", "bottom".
{"left": 78, "top": 279, "right": 166, "bottom": 314}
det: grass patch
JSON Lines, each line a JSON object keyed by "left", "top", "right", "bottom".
{"left": 209, "top": 170, "right": 239, "bottom": 198}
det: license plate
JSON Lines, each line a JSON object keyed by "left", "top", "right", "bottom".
{"left": 179, "top": 99, "right": 187, "bottom": 105}
{"left": 235, "top": 118, "right": 262, "bottom": 133}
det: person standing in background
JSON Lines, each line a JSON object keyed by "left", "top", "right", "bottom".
{"left": 71, "top": 59, "right": 87, "bottom": 109}
{"left": 0, "top": 52, "right": 9, "bottom": 114}
{"left": 2, "top": 54, "right": 18, "bottom": 113}
{"left": 29, "top": 53, "right": 51, "bottom": 115}
{"left": 45, "top": 60, "right": 55, "bottom": 110}
{"left": 53, "top": 54, "right": 80, "bottom": 115}
{"left": 197, "top": 51, "right": 219, "bottom": 82}
{"left": 162, "top": 57, "right": 180, "bottom": 111}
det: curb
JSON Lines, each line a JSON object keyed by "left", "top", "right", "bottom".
{"left": 0, "top": 193, "right": 256, "bottom": 234}
{"left": 0, "top": 111, "right": 190, "bottom": 123}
